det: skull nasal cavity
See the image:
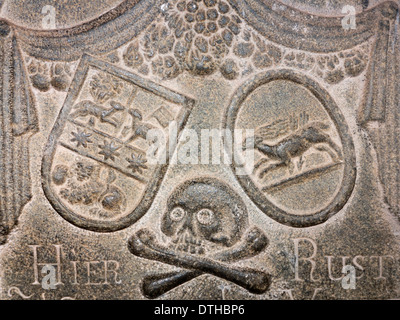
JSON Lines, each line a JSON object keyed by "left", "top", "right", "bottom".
{"left": 180, "top": 213, "right": 197, "bottom": 235}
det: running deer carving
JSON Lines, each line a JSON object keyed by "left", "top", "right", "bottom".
{"left": 70, "top": 100, "right": 125, "bottom": 127}
{"left": 244, "top": 122, "right": 342, "bottom": 178}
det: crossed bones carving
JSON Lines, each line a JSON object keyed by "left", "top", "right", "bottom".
{"left": 128, "top": 226, "right": 271, "bottom": 299}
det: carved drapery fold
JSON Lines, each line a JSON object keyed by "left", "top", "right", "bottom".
{"left": 0, "top": 21, "right": 38, "bottom": 244}
{"left": 359, "top": 5, "right": 398, "bottom": 122}
{"left": 361, "top": 9, "right": 400, "bottom": 217}
{"left": 11, "top": 0, "right": 164, "bottom": 61}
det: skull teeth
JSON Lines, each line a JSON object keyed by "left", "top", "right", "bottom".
{"left": 173, "top": 237, "right": 201, "bottom": 245}
{"left": 175, "top": 244, "right": 205, "bottom": 255}
{"left": 172, "top": 232, "right": 205, "bottom": 255}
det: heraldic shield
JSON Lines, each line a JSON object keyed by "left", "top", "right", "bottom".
{"left": 42, "top": 55, "right": 195, "bottom": 232}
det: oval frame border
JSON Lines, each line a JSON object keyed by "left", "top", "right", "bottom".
{"left": 223, "top": 69, "right": 357, "bottom": 228}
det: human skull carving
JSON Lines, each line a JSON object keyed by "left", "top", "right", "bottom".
{"left": 161, "top": 178, "right": 249, "bottom": 255}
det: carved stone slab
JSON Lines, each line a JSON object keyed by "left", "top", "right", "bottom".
{"left": 0, "top": 0, "right": 399, "bottom": 300}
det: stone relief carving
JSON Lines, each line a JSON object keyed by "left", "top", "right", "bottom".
{"left": 0, "top": 21, "right": 38, "bottom": 245}
{"left": 41, "top": 55, "right": 195, "bottom": 232}
{"left": 114, "top": 0, "right": 370, "bottom": 84}
{"left": 0, "top": 0, "right": 398, "bottom": 300}
{"left": 128, "top": 178, "right": 270, "bottom": 298}
{"left": 224, "top": 69, "right": 356, "bottom": 227}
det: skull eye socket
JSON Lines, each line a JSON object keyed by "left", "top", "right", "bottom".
{"left": 196, "top": 209, "right": 215, "bottom": 225}
{"left": 170, "top": 207, "right": 185, "bottom": 222}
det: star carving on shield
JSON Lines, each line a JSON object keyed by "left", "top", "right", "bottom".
{"left": 98, "top": 140, "right": 121, "bottom": 161}
{"left": 126, "top": 152, "right": 148, "bottom": 174}
{"left": 70, "top": 129, "right": 92, "bottom": 148}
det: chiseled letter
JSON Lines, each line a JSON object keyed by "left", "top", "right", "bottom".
{"left": 293, "top": 238, "right": 319, "bottom": 282}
